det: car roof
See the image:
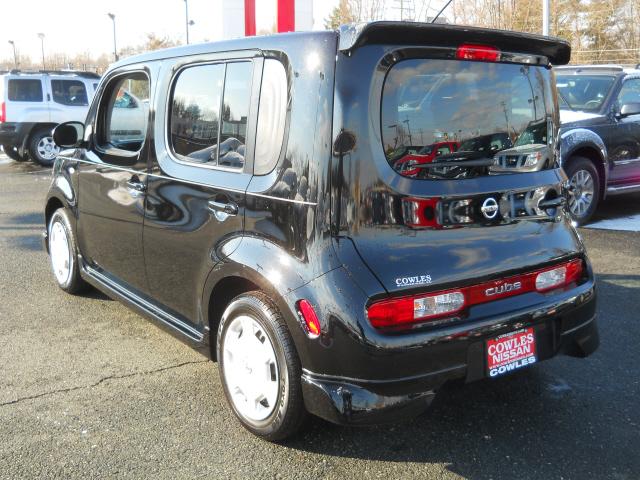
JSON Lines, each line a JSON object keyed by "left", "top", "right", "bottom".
{"left": 111, "top": 21, "right": 571, "bottom": 70}
{"left": 0, "top": 70, "right": 100, "bottom": 79}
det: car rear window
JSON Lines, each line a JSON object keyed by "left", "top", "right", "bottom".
{"left": 381, "top": 59, "right": 553, "bottom": 179}
{"left": 8, "top": 79, "right": 43, "bottom": 102}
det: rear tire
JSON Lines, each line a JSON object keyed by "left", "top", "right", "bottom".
{"left": 217, "top": 291, "right": 307, "bottom": 441}
{"left": 48, "top": 208, "right": 88, "bottom": 294}
{"left": 2, "top": 144, "right": 28, "bottom": 162}
{"left": 565, "top": 156, "right": 600, "bottom": 226}
{"left": 28, "top": 127, "right": 59, "bottom": 167}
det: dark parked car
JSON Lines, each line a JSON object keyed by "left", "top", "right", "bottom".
{"left": 43, "top": 22, "right": 598, "bottom": 441}
{"left": 554, "top": 65, "right": 640, "bottom": 224}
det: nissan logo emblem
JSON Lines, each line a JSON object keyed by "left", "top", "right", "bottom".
{"left": 481, "top": 197, "right": 499, "bottom": 220}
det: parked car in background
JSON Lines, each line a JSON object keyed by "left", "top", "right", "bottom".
{"left": 43, "top": 22, "right": 598, "bottom": 441}
{"left": 554, "top": 65, "right": 640, "bottom": 224}
{"left": 0, "top": 70, "right": 100, "bottom": 165}
{"left": 393, "top": 141, "right": 459, "bottom": 177}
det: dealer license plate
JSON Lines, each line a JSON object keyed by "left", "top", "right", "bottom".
{"left": 486, "top": 327, "right": 536, "bottom": 378}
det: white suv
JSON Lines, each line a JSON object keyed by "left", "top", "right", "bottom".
{"left": 0, "top": 70, "right": 100, "bottom": 165}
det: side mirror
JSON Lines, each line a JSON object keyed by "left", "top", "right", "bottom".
{"left": 53, "top": 121, "right": 85, "bottom": 148}
{"left": 619, "top": 103, "right": 640, "bottom": 117}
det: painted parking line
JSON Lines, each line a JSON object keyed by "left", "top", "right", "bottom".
{"left": 585, "top": 214, "right": 640, "bottom": 232}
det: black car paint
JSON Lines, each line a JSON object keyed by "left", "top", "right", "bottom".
{"left": 44, "top": 23, "right": 598, "bottom": 425}
{"left": 558, "top": 68, "right": 640, "bottom": 196}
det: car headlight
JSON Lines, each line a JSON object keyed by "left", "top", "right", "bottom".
{"left": 523, "top": 151, "right": 543, "bottom": 167}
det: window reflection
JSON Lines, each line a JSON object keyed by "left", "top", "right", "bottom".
{"left": 382, "top": 59, "right": 551, "bottom": 179}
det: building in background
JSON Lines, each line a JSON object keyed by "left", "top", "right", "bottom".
{"left": 221, "top": 0, "right": 313, "bottom": 40}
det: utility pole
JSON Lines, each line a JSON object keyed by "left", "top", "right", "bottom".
{"left": 184, "top": 0, "right": 190, "bottom": 44}
{"left": 107, "top": 13, "right": 118, "bottom": 61}
{"left": 8, "top": 40, "right": 17, "bottom": 69}
{"left": 542, "top": 0, "right": 550, "bottom": 35}
{"left": 37, "top": 33, "right": 45, "bottom": 70}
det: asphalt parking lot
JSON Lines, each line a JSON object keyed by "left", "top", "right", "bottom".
{"left": 0, "top": 156, "right": 639, "bottom": 480}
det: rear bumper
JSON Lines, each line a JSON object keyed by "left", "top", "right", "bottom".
{"left": 301, "top": 297, "right": 598, "bottom": 426}
{"left": 0, "top": 122, "right": 35, "bottom": 152}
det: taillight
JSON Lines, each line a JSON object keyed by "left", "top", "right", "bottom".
{"left": 297, "top": 299, "right": 321, "bottom": 338}
{"left": 456, "top": 44, "right": 500, "bottom": 62}
{"left": 0, "top": 102, "right": 5, "bottom": 123}
{"left": 367, "top": 259, "right": 584, "bottom": 329}
{"left": 535, "top": 260, "right": 583, "bottom": 292}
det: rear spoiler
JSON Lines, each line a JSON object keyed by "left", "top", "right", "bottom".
{"left": 338, "top": 22, "right": 571, "bottom": 66}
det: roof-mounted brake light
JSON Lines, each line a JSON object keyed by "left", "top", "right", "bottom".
{"left": 456, "top": 44, "right": 501, "bottom": 62}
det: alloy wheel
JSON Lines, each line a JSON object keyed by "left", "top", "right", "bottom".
{"left": 222, "top": 314, "right": 280, "bottom": 422}
{"left": 568, "top": 169, "right": 595, "bottom": 218}
{"left": 37, "top": 136, "right": 60, "bottom": 162}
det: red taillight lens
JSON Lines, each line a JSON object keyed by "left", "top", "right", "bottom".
{"left": 0, "top": 102, "right": 5, "bottom": 123}
{"left": 456, "top": 44, "right": 500, "bottom": 62}
{"left": 535, "top": 259, "right": 583, "bottom": 292}
{"left": 297, "top": 299, "right": 321, "bottom": 338}
{"left": 367, "top": 259, "right": 584, "bottom": 329}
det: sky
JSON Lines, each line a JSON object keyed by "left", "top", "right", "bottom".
{"left": 1, "top": 0, "right": 340, "bottom": 62}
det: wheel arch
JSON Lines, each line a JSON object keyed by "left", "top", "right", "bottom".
{"left": 20, "top": 122, "right": 58, "bottom": 157}
{"left": 201, "top": 238, "right": 315, "bottom": 361}
{"left": 560, "top": 129, "right": 608, "bottom": 199}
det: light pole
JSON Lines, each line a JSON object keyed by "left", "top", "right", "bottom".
{"left": 542, "top": 0, "right": 550, "bottom": 35}
{"left": 108, "top": 13, "right": 118, "bottom": 61}
{"left": 37, "top": 33, "right": 45, "bottom": 70}
{"left": 184, "top": 0, "right": 191, "bottom": 44}
{"left": 8, "top": 40, "right": 17, "bottom": 69}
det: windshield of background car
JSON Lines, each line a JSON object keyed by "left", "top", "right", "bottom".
{"left": 381, "top": 59, "right": 554, "bottom": 179}
{"left": 555, "top": 74, "right": 615, "bottom": 112}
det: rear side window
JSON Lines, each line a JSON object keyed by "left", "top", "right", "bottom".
{"left": 381, "top": 59, "right": 552, "bottom": 179}
{"left": 51, "top": 79, "right": 88, "bottom": 106}
{"left": 8, "top": 79, "right": 43, "bottom": 102}
{"left": 169, "top": 62, "right": 252, "bottom": 170}
{"left": 254, "top": 59, "right": 287, "bottom": 175}
{"left": 98, "top": 72, "right": 150, "bottom": 152}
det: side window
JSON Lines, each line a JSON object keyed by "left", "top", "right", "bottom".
{"left": 254, "top": 59, "right": 287, "bottom": 175}
{"left": 218, "top": 62, "right": 252, "bottom": 169}
{"left": 618, "top": 79, "right": 640, "bottom": 106}
{"left": 169, "top": 64, "right": 225, "bottom": 164}
{"left": 8, "top": 79, "right": 43, "bottom": 102}
{"left": 51, "top": 79, "right": 88, "bottom": 106}
{"left": 98, "top": 72, "right": 150, "bottom": 152}
{"left": 436, "top": 145, "right": 451, "bottom": 156}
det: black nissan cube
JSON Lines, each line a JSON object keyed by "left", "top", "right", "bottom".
{"left": 43, "top": 22, "right": 599, "bottom": 441}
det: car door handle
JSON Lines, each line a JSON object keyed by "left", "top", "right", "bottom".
{"left": 126, "top": 179, "right": 146, "bottom": 193}
{"left": 207, "top": 200, "right": 238, "bottom": 216}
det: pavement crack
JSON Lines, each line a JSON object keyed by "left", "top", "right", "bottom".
{"left": 0, "top": 359, "right": 209, "bottom": 407}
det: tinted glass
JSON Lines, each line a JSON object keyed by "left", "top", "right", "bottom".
{"left": 219, "top": 62, "right": 252, "bottom": 169}
{"left": 255, "top": 59, "right": 287, "bottom": 175}
{"left": 556, "top": 74, "right": 616, "bottom": 111}
{"left": 51, "top": 79, "right": 88, "bottom": 106}
{"left": 617, "top": 78, "right": 640, "bottom": 106}
{"left": 382, "top": 59, "right": 552, "bottom": 179}
{"left": 169, "top": 64, "right": 224, "bottom": 164}
{"left": 100, "top": 72, "right": 149, "bottom": 152}
{"left": 8, "top": 79, "right": 43, "bottom": 102}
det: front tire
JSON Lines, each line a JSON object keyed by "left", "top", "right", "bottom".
{"left": 565, "top": 156, "right": 600, "bottom": 226}
{"left": 48, "top": 209, "right": 88, "bottom": 294}
{"left": 217, "top": 292, "right": 307, "bottom": 441}
{"left": 28, "top": 128, "right": 59, "bottom": 167}
{"left": 2, "top": 144, "right": 28, "bottom": 162}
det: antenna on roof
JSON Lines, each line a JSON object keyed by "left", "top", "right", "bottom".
{"left": 431, "top": 0, "right": 454, "bottom": 23}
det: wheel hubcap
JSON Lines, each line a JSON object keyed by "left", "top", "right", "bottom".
{"left": 222, "top": 315, "right": 279, "bottom": 422}
{"left": 37, "top": 136, "right": 60, "bottom": 161}
{"left": 49, "top": 220, "right": 71, "bottom": 285}
{"left": 568, "top": 169, "right": 594, "bottom": 217}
